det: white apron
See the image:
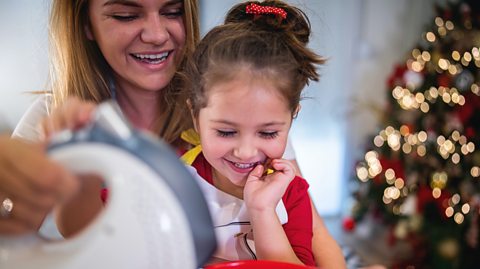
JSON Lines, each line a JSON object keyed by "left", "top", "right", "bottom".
{"left": 190, "top": 167, "right": 288, "bottom": 261}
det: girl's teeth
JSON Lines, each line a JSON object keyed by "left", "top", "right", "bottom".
{"left": 234, "top": 162, "right": 255, "bottom": 169}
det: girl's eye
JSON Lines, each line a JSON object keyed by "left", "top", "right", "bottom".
{"left": 110, "top": 14, "right": 138, "bottom": 21}
{"left": 216, "top": 130, "right": 236, "bottom": 138}
{"left": 259, "top": 131, "right": 279, "bottom": 139}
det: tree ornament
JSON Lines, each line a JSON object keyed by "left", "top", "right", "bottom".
{"left": 404, "top": 70, "right": 425, "bottom": 89}
{"left": 437, "top": 238, "right": 460, "bottom": 260}
{"left": 408, "top": 214, "right": 423, "bottom": 232}
{"left": 455, "top": 69, "right": 474, "bottom": 91}
{"left": 401, "top": 195, "right": 418, "bottom": 216}
{"left": 394, "top": 220, "right": 409, "bottom": 239}
{"left": 465, "top": 196, "right": 479, "bottom": 248}
{"left": 342, "top": 216, "right": 356, "bottom": 232}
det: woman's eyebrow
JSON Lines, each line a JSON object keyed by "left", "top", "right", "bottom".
{"left": 103, "top": 0, "right": 182, "bottom": 8}
{"left": 103, "top": 0, "right": 141, "bottom": 8}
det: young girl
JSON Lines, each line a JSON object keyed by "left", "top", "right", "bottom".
{"left": 182, "top": 1, "right": 325, "bottom": 266}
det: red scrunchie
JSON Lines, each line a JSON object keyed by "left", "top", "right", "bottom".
{"left": 245, "top": 3, "right": 287, "bottom": 19}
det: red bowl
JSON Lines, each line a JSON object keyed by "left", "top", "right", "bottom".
{"left": 205, "top": 260, "right": 318, "bottom": 269}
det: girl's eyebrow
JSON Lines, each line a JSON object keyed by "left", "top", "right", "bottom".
{"left": 212, "top": 119, "right": 287, "bottom": 127}
{"left": 259, "top": 122, "right": 287, "bottom": 128}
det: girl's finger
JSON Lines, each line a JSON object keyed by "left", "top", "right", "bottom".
{"left": 271, "top": 159, "right": 295, "bottom": 176}
{"left": 247, "top": 164, "right": 264, "bottom": 182}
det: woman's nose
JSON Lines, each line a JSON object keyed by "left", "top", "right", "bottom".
{"left": 140, "top": 15, "right": 169, "bottom": 45}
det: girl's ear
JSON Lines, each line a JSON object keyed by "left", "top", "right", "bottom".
{"left": 186, "top": 99, "right": 199, "bottom": 132}
{"left": 293, "top": 104, "right": 301, "bottom": 119}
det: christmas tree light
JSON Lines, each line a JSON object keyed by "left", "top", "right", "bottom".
{"left": 350, "top": 1, "right": 480, "bottom": 268}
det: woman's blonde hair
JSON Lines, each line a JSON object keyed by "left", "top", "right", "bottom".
{"left": 48, "top": 0, "right": 199, "bottom": 143}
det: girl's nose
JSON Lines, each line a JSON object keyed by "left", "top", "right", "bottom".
{"left": 140, "top": 15, "right": 169, "bottom": 45}
{"left": 233, "top": 140, "right": 258, "bottom": 161}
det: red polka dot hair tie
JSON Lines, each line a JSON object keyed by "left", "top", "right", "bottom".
{"left": 245, "top": 3, "right": 287, "bottom": 20}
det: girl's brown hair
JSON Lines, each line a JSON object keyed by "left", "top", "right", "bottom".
{"left": 48, "top": 0, "right": 199, "bottom": 143}
{"left": 185, "top": 0, "right": 325, "bottom": 117}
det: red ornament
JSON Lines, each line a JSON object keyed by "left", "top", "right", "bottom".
{"left": 466, "top": 127, "right": 476, "bottom": 139}
{"left": 443, "top": 10, "right": 452, "bottom": 20}
{"left": 455, "top": 92, "right": 480, "bottom": 125}
{"left": 437, "top": 73, "right": 452, "bottom": 87}
{"left": 342, "top": 217, "right": 356, "bottom": 232}
{"left": 100, "top": 188, "right": 109, "bottom": 203}
{"left": 373, "top": 157, "right": 405, "bottom": 185}
{"left": 416, "top": 185, "right": 450, "bottom": 218}
{"left": 387, "top": 64, "right": 407, "bottom": 88}
{"left": 456, "top": 102, "right": 474, "bottom": 125}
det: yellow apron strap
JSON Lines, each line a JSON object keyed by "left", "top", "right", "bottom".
{"left": 181, "top": 144, "right": 203, "bottom": 165}
{"left": 180, "top": 128, "right": 202, "bottom": 165}
{"left": 181, "top": 128, "right": 201, "bottom": 146}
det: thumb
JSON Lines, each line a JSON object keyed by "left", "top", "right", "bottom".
{"left": 247, "top": 164, "right": 264, "bottom": 182}
{"left": 54, "top": 166, "right": 81, "bottom": 203}
{"left": 73, "top": 102, "right": 96, "bottom": 129}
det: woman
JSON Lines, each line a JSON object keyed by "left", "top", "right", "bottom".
{"left": 0, "top": 1, "right": 346, "bottom": 268}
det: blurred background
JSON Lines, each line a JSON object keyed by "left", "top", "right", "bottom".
{"left": 2, "top": 0, "right": 480, "bottom": 268}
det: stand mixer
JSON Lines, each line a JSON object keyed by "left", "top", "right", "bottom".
{"left": 0, "top": 101, "right": 216, "bottom": 268}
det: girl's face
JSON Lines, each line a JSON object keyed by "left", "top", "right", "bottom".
{"left": 195, "top": 72, "right": 293, "bottom": 188}
{"left": 87, "top": 0, "right": 186, "bottom": 93}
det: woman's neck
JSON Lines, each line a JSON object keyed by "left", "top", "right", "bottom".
{"left": 115, "top": 86, "right": 162, "bottom": 132}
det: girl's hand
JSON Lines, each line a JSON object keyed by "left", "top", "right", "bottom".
{"left": 0, "top": 136, "right": 79, "bottom": 234}
{"left": 40, "top": 97, "right": 96, "bottom": 140}
{"left": 243, "top": 159, "right": 296, "bottom": 212}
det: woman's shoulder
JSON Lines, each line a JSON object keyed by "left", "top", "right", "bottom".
{"left": 11, "top": 94, "right": 52, "bottom": 142}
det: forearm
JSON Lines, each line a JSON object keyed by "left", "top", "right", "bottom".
{"left": 249, "top": 209, "right": 303, "bottom": 265}
{"left": 55, "top": 174, "right": 104, "bottom": 237}
{"left": 0, "top": 136, "right": 79, "bottom": 235}
{"left": 311, "top": 200, "right": 346, "bottom": 269}
{"left": 288, "top": 150, "right": 346, "bottom": 267}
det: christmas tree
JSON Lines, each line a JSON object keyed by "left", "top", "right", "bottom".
{"left": 350, "top": 1, "right": 480, "bottom": 268}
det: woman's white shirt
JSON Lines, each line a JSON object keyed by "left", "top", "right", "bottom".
{"left": 12, "top": 94, "right": 51, "bottom": 142}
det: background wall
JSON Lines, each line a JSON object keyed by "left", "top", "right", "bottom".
{"left": 0, "top": 0, "right": 51, "bottom": 133}
{"left": 0, "top": 0, "right": 444, "bottom": 216}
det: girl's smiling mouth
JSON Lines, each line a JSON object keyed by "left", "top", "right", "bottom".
{"left": 225, "top": 159, "right": 264, "bottom": 173}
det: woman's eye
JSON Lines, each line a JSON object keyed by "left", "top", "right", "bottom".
{"left": 110, "top": 14, "right": 138, "bottom": 21}
{"left": 217, "top": 130, "right": 236, "bottom": 138}
{"left": 163, "top": 9, "right": 183, "bottom": 18}
{"left": 259, "top": 132, "right": 279, "bottom": 139}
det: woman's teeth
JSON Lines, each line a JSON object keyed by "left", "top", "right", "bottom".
{"left": 133, "top": 52, "right": 169, "bottom": 64}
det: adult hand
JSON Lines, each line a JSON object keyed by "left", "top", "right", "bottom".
{"left": 0, "top": 136, "right": 79, "bottom": 234}
{"left": 243, "top": 159, "right": 295, "bottom": 212}
{"left": 40, "top": 97, "right": 96, "bottom": 140}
